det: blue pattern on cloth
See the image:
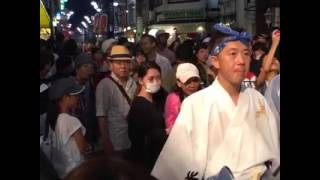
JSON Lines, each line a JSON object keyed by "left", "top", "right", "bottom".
{"left": 206, "top": 166, "right": 234, "bottom": 180}
{"left": 210, "top": 23, "right": 252, "bottom": 56}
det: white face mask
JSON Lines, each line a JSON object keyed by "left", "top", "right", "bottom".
{"left": 145, "top": 81, "right": 161, "bottom": 93}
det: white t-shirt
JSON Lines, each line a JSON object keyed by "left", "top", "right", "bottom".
{"left": 49, "top": 113, "right": 86, "bottom": 178}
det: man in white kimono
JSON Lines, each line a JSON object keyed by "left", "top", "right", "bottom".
{"left": 151, "top": 23, "right": 280, "bottom": 180}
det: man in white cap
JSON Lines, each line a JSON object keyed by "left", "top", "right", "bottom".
{"left": 156, "top": 29, "right": 176, "bottom": 65}
{"left": 152, "top": 23, "right": 279, "bottom": 180}
{"left": 96, "top": 45, "right": 137, "bottom": 156}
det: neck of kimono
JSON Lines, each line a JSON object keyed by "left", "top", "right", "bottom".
{"left": 217, "top": 76, "right": 241, "bottom": 105}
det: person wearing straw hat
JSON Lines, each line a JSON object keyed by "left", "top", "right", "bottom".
{"left": 96, "top": 45, "right": 137, "bottom": 156}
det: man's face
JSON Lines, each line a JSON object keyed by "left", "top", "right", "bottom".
{"left": 110, "top": 60, "right": 131, "bottom": 79}
{"left": 140, "top": 37, "right": 155, "bottom": 55}
{"left": 211, "top": 41, "right": 251, "bottom": 87}
{"left": 158, "top": 34, "right": 169, "bottom": 46}
{"left": 196, "top": 48, "right": 209, "bottom": 62}
{"left": 76, "top": 63, "right": 93, "bottom": 80}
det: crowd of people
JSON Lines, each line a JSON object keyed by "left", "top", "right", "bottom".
{"left": 40, "top": 23, "right": 280, "bottom": 180}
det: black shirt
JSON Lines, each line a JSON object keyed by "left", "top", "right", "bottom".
{"left": 250, "top": 54, "right": 266, "bottom": 76}
{"left": 127, "top": 96, "right": 167, "bottom": 172}
{"left": 40, "top": 79, "right": 49, "bottom": 115}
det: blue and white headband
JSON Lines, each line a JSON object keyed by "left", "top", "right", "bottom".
{"left": 210, "top": 23, "right": 252, "bottom": 56}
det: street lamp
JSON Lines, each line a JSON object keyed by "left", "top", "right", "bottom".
{"left": 91, "top": 1, "right": 101, "bottom": 12}
{"left": 67, "top": 11, "right": 74, "bottom": 20}
{"left": 81, "top": 21, "right": 88, "bottom": 29}
{"left": 113, "top": 2, "right": 119, "bottom": 7}
{"left": 84, "top": 16, "right": 92, "bottom": 24}
{"left": 91, "top": 1, "right": 98, "bottom": 7}
{"left": 77, "top": 27, "right": 83, "bottom": 33}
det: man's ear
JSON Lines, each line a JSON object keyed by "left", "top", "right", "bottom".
{"left": 210, "top": 55, "right": 220, "bottom": 69}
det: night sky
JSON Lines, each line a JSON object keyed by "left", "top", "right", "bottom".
{"left": 67, "top": 0, "right": 96, "bottom": 30}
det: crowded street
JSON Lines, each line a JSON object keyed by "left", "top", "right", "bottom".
{"left": 40, "top": 0, "right": 280, "bottom": 179}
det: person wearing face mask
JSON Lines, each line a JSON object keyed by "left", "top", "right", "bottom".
{"left": 127, "top": 61, "right": 168, "bottom": 172}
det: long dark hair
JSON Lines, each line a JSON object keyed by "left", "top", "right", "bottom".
{"left": 47, "top": 99, "right": 60, "bottom": 131}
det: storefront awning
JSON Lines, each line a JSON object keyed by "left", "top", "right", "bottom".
{"left": 40, "top": 0, "right": 50, "bottom": 28}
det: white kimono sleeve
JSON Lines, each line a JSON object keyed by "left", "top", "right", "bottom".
{"left": 151, "top": 98, "right": 204, "bottom": 180}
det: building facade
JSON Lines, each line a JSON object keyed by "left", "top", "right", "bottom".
{"left": 136, "top": 0, "right": 220, "bottom": 42}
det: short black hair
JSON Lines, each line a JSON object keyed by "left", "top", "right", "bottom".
{"left": 63, "top": 38, "right": 78, "bottom": 56}
{"left": 133, "top": 45, "right": 147, "bottom": 58}
{"left": 176, "top": 39, "right": 194, "bottom": 62}
{"left": 137, "top": 61, "right": 161, "bottom": 79}
{"left": 141, "top": 34, "right": 156, "bottom": 43}
{"left": 252, "top": 42, "right": 268, "bottom": 53}
{"left": 56, "top": 56, "right": 73, "bottom": 72}
{"left": 118, "top": 37, "right": 129, "bottom": 45}
{"left": 194, "top": 43, "right": 208, "bottom": 55}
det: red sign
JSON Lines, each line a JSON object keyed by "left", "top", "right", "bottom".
{"left": 99, "top": 13, "right": 108, "bottom": 34}
{"left": 93, "top": 13, "right": 100, "bottom": 33}
{"left": 93, "top": 13, "right": 108, "bottom": 34}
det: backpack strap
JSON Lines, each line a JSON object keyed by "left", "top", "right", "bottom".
{"left": 106, "top": 75, "right": 132, "bottom": 106}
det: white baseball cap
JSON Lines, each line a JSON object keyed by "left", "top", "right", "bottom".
{"left": 202, "top": 37, "right": 211, "bottom": 43}
{"left": 156, "top": 29, "right": 169, "bottom": 37}
{"left": 176, "top": 63, "right": 200, "bottom": 83}
{"left": 101, "top": 38, "right": 118, "bottom": 53}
